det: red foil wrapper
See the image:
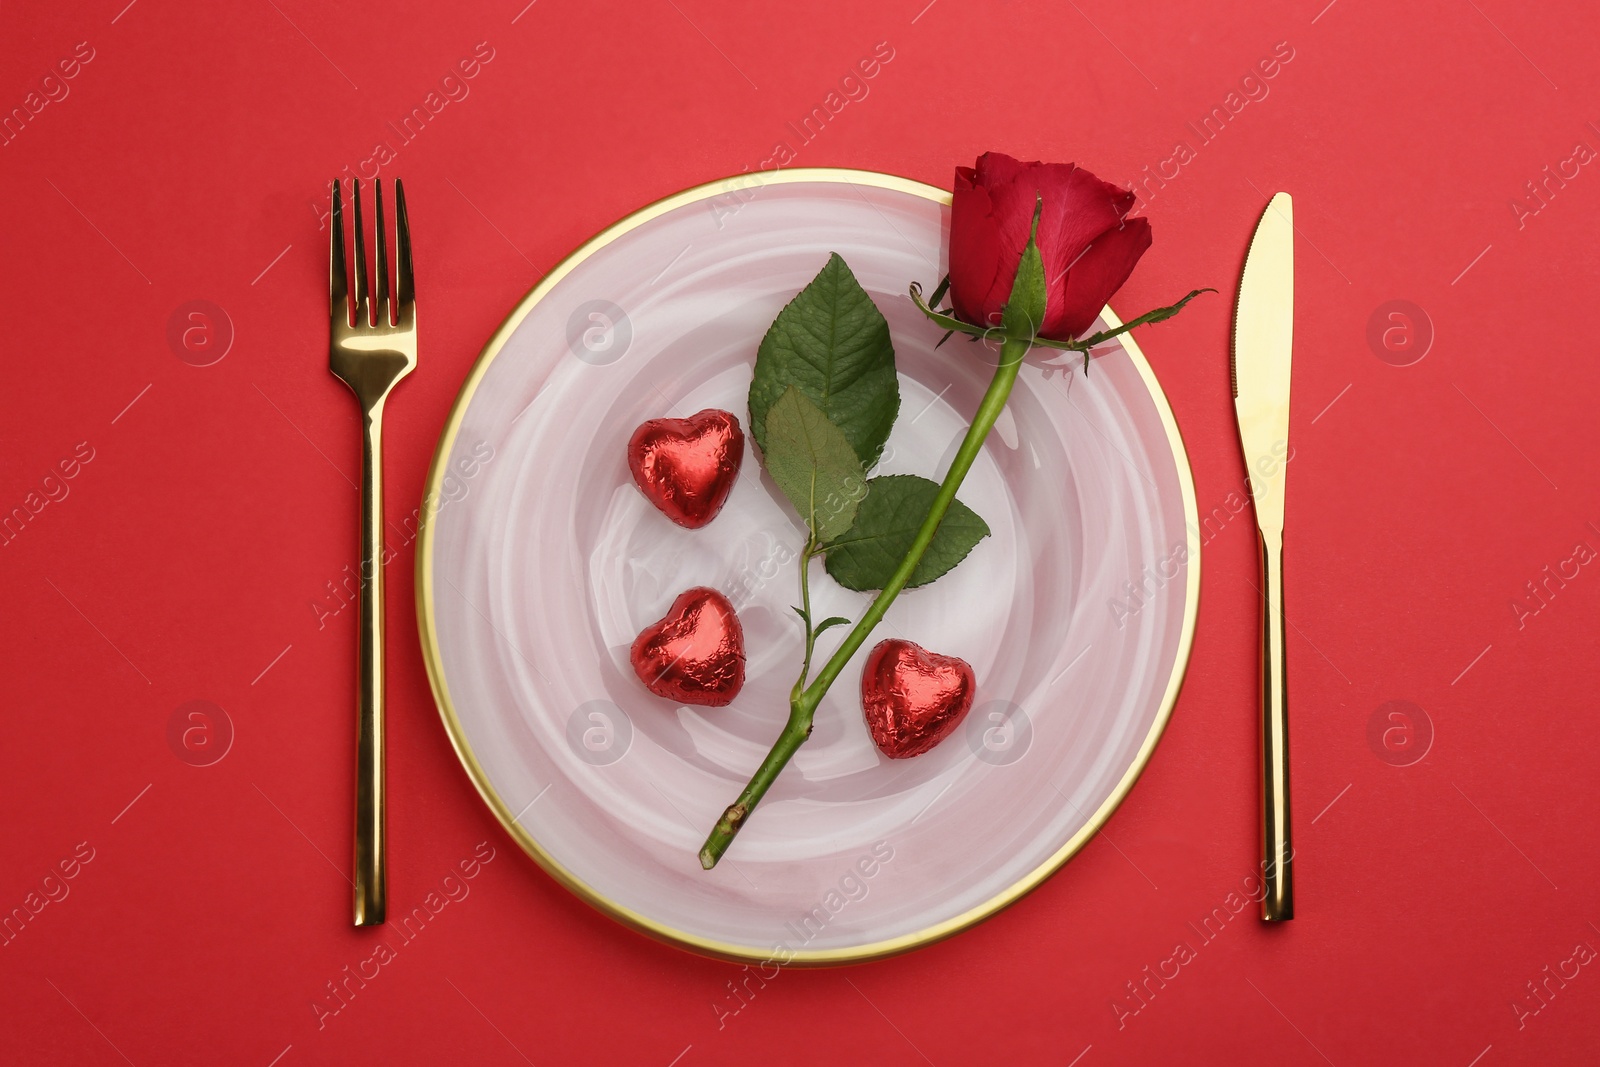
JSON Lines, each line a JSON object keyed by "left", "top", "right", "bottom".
{"left": 627, "top": 408, "right": 744, "bottom": 529}
{"left": 860, "top": 639, "right": 976, "bottom": 759}
{"left": 631, "top": 587, "right": 746, "bottom": 707}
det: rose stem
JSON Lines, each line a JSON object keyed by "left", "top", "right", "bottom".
{"left": 699, "top": 335, "right": 1029, "bottom": 869}
{"left": 792, "top": 535, "right": 820, "bottom": 698}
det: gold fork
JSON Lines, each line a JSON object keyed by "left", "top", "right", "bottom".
{"left": 329, "top": 178, "right": 416, "bottom": 926}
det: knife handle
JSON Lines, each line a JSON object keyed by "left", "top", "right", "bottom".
{"left": 1257, "top": 527, "right": 1293, "bottom": 921}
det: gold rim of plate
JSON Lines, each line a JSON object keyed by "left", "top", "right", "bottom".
{"left": 415, "top": 168, "right": 1202, "bottom": 966}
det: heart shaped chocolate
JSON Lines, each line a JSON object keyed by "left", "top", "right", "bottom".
{"left": 627, "top": 408, "right": 744, "bottom": 529}
{"left": 860, "top": 639, "right": 976, "bottom": 759}
{"left": 630, "top": 587, "right": 746, "bottom": 706}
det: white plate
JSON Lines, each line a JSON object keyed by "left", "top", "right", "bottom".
{"left": 417, "top": 170, "right": 1199, "bottom": 964}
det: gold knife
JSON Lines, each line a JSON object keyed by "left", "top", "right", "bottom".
{"left": 1232, "top": 192, "right": 1294, "bottom": 921}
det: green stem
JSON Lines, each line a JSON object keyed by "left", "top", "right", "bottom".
{"left": 699, "top": 336, "right": 1030, "bottom": 869}
{"left": 791, "top": 537, "right": 819, "bottom": 702}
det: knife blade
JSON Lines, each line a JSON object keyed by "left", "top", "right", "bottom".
{"left": 1232, "top": 192, "right": 1294, "bottom": 921}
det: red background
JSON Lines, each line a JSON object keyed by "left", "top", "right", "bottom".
{"left": 3, "top": 0, "right": 1597, "bottom": 1063}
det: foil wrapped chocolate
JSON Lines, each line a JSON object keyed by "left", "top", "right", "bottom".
{"left": 860, "top": 639, "right": 976, "bottom": 759}
{"left": 627, "top": 408, "right": 744, "bottom": 529}
{"left": 631, "top": 587, "right": 746, "bottom": 707}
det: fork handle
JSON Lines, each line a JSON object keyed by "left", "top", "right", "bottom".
{"left": 353, "top": 406, "right": 388, "bottom": 926}
{"left": 1257, "top": 528, "right": 1292, "bottom": 921}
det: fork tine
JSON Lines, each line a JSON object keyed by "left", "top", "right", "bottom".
{"left": 330, "top": 180, "right": 348, "bottom": 325}
{"left": 352, "top": 179, "right": 370, "bottom": 326}
{"left": 374, "top": 180, "right": 390, "bottom": 327}
{"left": 394, "top": 179, "right": 414, "bottom": 312}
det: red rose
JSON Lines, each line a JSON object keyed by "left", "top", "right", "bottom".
{"left": 948, "top": 152, "right": 1152, "bottom": 341}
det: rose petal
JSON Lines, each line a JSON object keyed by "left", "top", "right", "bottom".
{"left": 949, "top": 172, "right": 1005, "bottom": 326}
{"left": 1045, "top": 217, "right": 1153, "bottom": 340}
{"left": 985, "top": 165, "right": 1135, "bottom": 306}
{"left": 972, "top": 151, "right": 1029, "bottom": 186}
{"left": 1034, "top": 169, "right": 1137, "bottom": 280}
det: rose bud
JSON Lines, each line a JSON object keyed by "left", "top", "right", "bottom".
{"left": 948, "top": 151, "right": 1152, "bottom": 341}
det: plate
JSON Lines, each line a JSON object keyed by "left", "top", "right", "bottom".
{"left": 417, "top": 170, "right": 1199, "bottom": 964}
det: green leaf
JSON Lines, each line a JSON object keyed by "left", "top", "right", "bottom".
{"left": 750, "top": 253, "right": 900, "bottom": 469}
{"left": 813, "top": 616, "right": 851, "bottom": 639}
{"left": 823, "top": 474, "right": 990, "bottom": 592}
{"left": 762, "top": 387, "right": 868, "bottom": 543}
{"left": 1000, "top": 196, "right": 1047, "bottom": 342}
